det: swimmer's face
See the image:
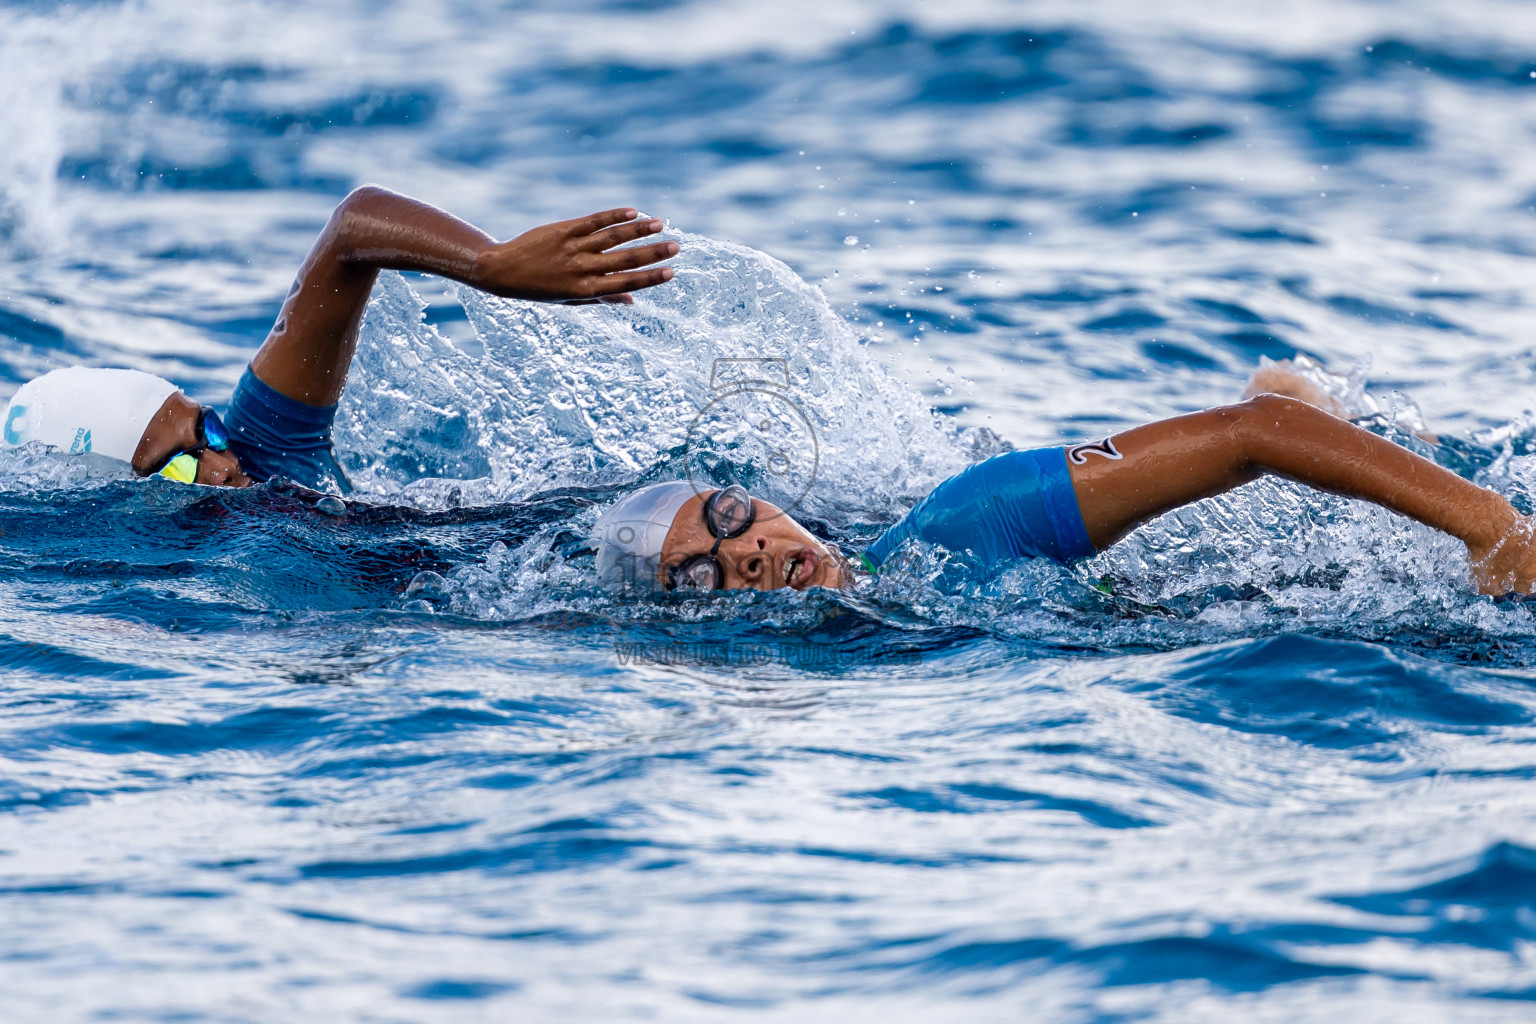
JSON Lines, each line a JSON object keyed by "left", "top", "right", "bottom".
{"left": 131, "top": 392, "right": 252, "bottom": 487}
{"left": 658, "top": 491, "right": 847, "bottom": 592}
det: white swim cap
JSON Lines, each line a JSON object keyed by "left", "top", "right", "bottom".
{"left": 3, "top": 367, "right": 180, "bottom": 466}
{"left": 591, "top": 481, "right": 701, "bottom": 592}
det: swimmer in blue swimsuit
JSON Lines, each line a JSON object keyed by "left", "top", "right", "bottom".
{"left": 593, "top": 377, "right": 1536, "bottom": 598}
{"left": 3, "top": 187, "right": 678, "bottom": 493}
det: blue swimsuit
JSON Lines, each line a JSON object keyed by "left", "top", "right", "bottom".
{"left": 222, "top": 368, "right": 351, "bottom": 493}
{"left": 861, "top": 447, "right": 1096, "bottom": 572}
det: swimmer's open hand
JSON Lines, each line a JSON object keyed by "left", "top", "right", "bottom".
{"left": 472, "top": 208, "right": 677, "bottom": 304}
{"left": 1468, "top": 514, "right": 1536, "bottom": 595}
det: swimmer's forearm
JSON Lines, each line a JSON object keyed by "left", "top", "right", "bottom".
{"left": 328, "top": 184, "right": 676, "bottom": 301}
{"left": 1071, "top": 394, "right": 1516, "bottom": 553}
{"left": 1233, "top": 395, "right": 1515, "bottom": 553}
{"left": 1070, "top": 394, "right": 1536, "bottom": 594}
{"left": 250, "top": 186, "right": 676, "bottom": 407}
{"left": 329, "top": 185, "right": 492, "bottom": 282}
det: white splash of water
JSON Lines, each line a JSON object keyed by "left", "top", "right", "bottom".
{"left": 334, "top": 233, "right": 978, "bottom": 521}
{"left": 0, "top": 443, "right": 135, "bottom": 491}
{"left": 0, "top": 12, "right": 68, "bottom": 259}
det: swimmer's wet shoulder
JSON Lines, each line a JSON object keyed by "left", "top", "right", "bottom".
{"left": 221, "top": 369, "right": 348, "bottom": 493}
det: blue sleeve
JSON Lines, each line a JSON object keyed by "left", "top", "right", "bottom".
{"left": 222, "top": 367, "right": 352, "bottom": 494}
{"left": 861, "top": 447, "right": 1095, "bottom": 572}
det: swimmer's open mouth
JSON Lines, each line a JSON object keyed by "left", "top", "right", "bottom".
{"left": 783, "top": 548, "right": 820, "bottom": 590}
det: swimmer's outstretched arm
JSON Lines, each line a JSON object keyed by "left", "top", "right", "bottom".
{"left": 1068, "top": 393, "right": 1536, "bottom": 595}
{"left": 250, "top": 186, "right": 678, "bottom": 405}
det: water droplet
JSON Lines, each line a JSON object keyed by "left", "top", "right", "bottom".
{"left": 315, "top": 496, "right": 346, "bottom": 516}
{"left": 844, "top": 236, "right": 859, "bottom": 246}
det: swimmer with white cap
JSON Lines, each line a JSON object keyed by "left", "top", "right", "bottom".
{"left": 3, "top": 187, "right": 678, "bottom": 490}
{"left": 5, "top": 366, "right": 251, "bottom": 486}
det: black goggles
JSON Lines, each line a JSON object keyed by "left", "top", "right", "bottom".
{"left": 665, "top": 484, "right": 757, "bottom": 591}
{"left": 149, "top": 406, "right": 232, "bottom": 482}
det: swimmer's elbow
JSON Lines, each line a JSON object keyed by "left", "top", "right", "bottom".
{"left": 1238, "top": 392, "right": 1307, "bottom": 418}
{"left": 323, "top": 185, "right": 405, "bottom": 262}
{"left": 327, "top": 185, "right": 400, "bottom": 233}
{"left": 338, "top": 184, "right": 395, "bottom": 210}
{"left": 1232, "top": 392, "right": 1313, "bottom": 437}
{"left": 1219, "top": 392, "right": 1320, "bottom": 469}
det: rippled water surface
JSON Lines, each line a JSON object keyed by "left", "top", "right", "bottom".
{"left": 6, "top": 1, "right": 1536, "bottom": 1020}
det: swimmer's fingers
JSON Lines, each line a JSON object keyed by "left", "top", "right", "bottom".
{"left": 562, "top": 208, "right": 641, "bottom": 237}
{"left": 587, "top": 240, "right": 678, "bottom": 274}
{"left": 564, "top": 293, "right": 635, "bottom": 306}
{"left": 473, "top": 210, "right": 674, "bottom": 301}
{"left": 578, "top": 217, "right": 666, "bottom": 252}
{"left": 577, "top": 267, "right": 676, "bottom": 299}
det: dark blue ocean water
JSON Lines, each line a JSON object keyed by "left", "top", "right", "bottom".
{"left": 6, "top": 1, "right": 1536, "bottom": 1019}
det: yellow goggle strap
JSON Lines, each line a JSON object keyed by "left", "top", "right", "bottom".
{"left": 158, "top": 453, "right": 199, "bottom": 484}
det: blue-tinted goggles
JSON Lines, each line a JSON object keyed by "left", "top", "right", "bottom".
{"left": 153, "top": 406, "right": 231, "bottom": 484}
